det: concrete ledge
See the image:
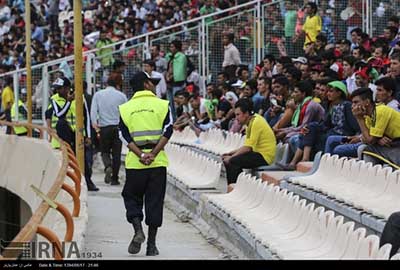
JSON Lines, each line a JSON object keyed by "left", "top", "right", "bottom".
{"left": 361, "top": 214, "right": 386, "bottom": 234}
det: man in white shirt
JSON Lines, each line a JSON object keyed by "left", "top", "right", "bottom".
{"left": 133, "top": 0, "right": 148, "bottom": 20}
{"left": 222, "top": 32, "right": 241, "bottom": 80}
{"left": 143, "top": 59, "right": 167, "bottom": 99}
{"left": 343, "top": 55, "right": 358, "bottom": 95}
{"left": 91, "top": 73, "right": 127, "bottom": 185}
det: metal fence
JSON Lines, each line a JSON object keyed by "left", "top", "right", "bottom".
{"left": 1, "top": 0, "right": 398, "bottom": 125}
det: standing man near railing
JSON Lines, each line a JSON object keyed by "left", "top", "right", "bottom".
{"left": 143, "top": 59, "right": 167, "bottom": 99}
{"left": 200, "top": 0, "right": 215, "bottom": 24}
{"left": 165, "top": 39, "right": 187, "bottom": 120}
{"left": 1, "top": 76, "right": 14, "bottom": 134}
{"left": 150, "top": 44, "right": 168, "bottom": 74}
{"left": 10, "top": 88, "right": 28, "bottom": 136}
{"left": 222, "top": 32, "right": 241, "bottom": 81}
{"left": 91, "top": 73, "right": 127, "bottom": 186}
{"left": 119, "top": 71, "right": 173, "bottom": 256}
{"left": 96, "top": 29, "right": 114, "bottom": 82}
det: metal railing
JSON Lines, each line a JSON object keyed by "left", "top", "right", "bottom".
{"left": 0, "top": 121, "right": 82, "bottom": 260}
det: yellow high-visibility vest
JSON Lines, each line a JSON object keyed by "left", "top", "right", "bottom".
{"left": 11, "top": 100, "right": 28, "bottom": 135}
{"left": 119, "top": 90, "right": 169, "bottom": 169}
{"left": 48, "top": 94, "right": 74, "bottom": 148}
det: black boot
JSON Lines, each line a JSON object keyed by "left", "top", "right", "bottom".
{"left": 86, "top": 179, "right": 99, "bottom": 191}
{"left": 146, "top": 226, "right": 159, "bottom": 256}
{"left": 128, "top": 217, "right": 146, "bottom": 254}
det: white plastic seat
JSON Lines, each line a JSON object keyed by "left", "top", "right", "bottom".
{"left": 266, "top": 206, "right": 326, "bottom": 253}
{"left": 340, "top": 227, "right": 367, "bottom": 259}
{"left": 319, "top": 221, "right": 356, "bottom": 259}
{"left": 251, "top": 193, "right": 313, "bottom": 242}
{"left": 260, "top": 206, "right": 324, "bottom": 251}
{"left": 391, "top": 253, "right": 400, "bottom": 260}
{"left": 240, "top": 190, "right": 297, "bottom": 230}
{"left": 292, "top": 215, "right": 345, "bottom": 259}
{"left": 356, "top": 235, "right": 380, "bottom": 259}
{"left": 340, "top": 165, "right": 390, "bottom": 204}
{"left": 375, "top": 244, "right": 392, "bottom": 260}
{"left": 349, "top": 167, "right": 394, "bottom": 209}
{"left": 238, "top": 184, "right": 283, "bottom": 228}
{"left": 278, "top": 210, "right": 335, "bottom": 259}
{"left": 225, "top": 181, "right": 269, "bottom": 216}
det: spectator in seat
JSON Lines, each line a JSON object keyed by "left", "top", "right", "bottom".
{"left": 283, "top": 81, "right": 359, "bottom": 170}
{"left": 270, "top": 76, "right": 294, "bottom": 130}
{"left": 343, "top": 56, "right": 358, "bottom": 95}
{"left": 351, "top": 87, "right": 400, "bottom": 169}
{"left": 150, "top": 44, "right": 168, "bottom": 74}
{"left": 143, "top": 59, "right": 167, "bottom": 99}
{"left": 375, "top": 77, "right": 400, "bottom": 111}
{"left": 275, "top": 80, "right": 325, "bottom": 154}
{"left": 389, "top": 51, "right": 400, "bottom": 101}
{"left": 260, "top": 54, "right": 275, "bottom": 79}
{"left": 222, "top": 98, "right": 276, "bottom": 184}
{"left": 352, "top": 46, "right": 368, "bottom": 61}
{"left": 253, "top": 77, "right": 271, "bottom": 115}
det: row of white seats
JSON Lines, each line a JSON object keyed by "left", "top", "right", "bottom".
{"left": 165, "top": 144, "right": 222, "bottom": 189}
{"left": 169, "top": 126, "right": 244, "bottom": 155}
{"left": 197, "top": 129, "right": 244, "bottom": 155}
{"left": 288, "top": 154, "right": 400, "bottom": 220}
{"left": 205, "top": 173, "right": 395, "bottom": 259}
{"left": 169, "top": 126, "right": 198, "bottom": 145}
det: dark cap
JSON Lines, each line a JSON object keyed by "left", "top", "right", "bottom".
{"left": 52, "top": 77, "right": 71, "bottom": 88}
{"left": 130, "top": 71, "right": 160, "bottom": 91}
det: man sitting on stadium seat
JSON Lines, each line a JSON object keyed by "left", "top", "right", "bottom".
{"left": 351, "top": 87, "right": 400, "bottom": 169}
{"left": 222, "top": 98, "right": 276, "bottom": 184}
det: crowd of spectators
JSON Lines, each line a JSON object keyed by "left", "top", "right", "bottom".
{"left": 0, "top": 0, "right": 240, "bottom": 73}
{"left": 2, "top": 0, "right": 400, "bottom": 171}
{"left": 166, "top": 0, "right": 400, "bottom": 172}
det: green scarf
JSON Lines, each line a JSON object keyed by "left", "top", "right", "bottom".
{"left": 291, "top": 96, "right": 312, "bottom": 127}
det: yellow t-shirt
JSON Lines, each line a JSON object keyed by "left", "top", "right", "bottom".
{"left": 2, "top": 86, "right": 14, "bottom": 111}
{"left": 244, "top": 114, "right": 277, "bottom": 164}
{"left": 302, "top": 15, "right": 322, "bottom": 46}
{"left": 365, "top": 104, "right": 400, "bottom": 139}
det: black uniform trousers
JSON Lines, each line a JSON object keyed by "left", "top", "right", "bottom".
{"left": 100, "top": 125, "right": 122, "bottom": 182}
{"left": 225, "top": 151, "right": 268, "bottom": 184}
{"left": 56, "top": 118, "right": 76, "bottom": 149}
{"left": 122, "top": 167, "right": 167, "bottom": 228}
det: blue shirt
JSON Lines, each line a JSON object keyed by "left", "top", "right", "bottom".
{"left": 90, "top": 86, "right": 127, "bottom": 127}
{"left": 32, "top": 26, "right": 44, "bottom": 42}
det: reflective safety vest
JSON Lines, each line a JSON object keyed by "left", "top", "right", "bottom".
{"left": 119, "top": 90, "right": 169, "bottom": 169}
{"left": 11, "top": 100, "right": 28, "bottom": 135}
{"left": 48, "top": 94, "right": 74, "bottom": 148}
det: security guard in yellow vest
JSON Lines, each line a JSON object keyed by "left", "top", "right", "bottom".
{"left": 11, "top": 89, "right": 28, "bottom": 136}
{"left": 45, "top": 77, "right": 74, "bottom": 148}
{"left": 46, "top": 76, "right": 99, "bottom": 191}
{"left": 119, "top": 71, "right": 173, "bottom": 256}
